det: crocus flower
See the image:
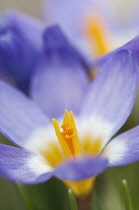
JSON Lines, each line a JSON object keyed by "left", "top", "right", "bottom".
{"left": 0, "top": 11, "right": 44, "bottom": 93}
{"left": 0, "top": 25, "right": 138, "bottom": 198}
{"left": 44, "top": 0, "right": 139, "bottom": 59}
{"left": 44, "top": 0, "right": 112, "bottom": 57}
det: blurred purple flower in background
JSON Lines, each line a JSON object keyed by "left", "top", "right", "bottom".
{"left": 0, "top": 26, "right": 139, "bottom": 196}
{"left": 44, "top": 0, "right": 139, "bottom": 61}
{"left": 44, "top": 0, "right": 112, "bottom": 57}
{"left": 0, "top": 9, "right": 139, "bottom": 96}
{"left": 0, "top": 11, "right": 44, "bottom": 93}
{"left": 30, "top": 26, "right": 89, "bottom": 119}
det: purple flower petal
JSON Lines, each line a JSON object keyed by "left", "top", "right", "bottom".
{"left": 0, "top": 29, "right": 36, "bottom": 93}
{"left": 121, "top": 35, "right": 139, "bottom": 60}
{"left": 54, "top": 156, "right": 108, "bottom": 181}
{"left": 0, "top": 81, "right": 49, "bottom": 148}
{"left": 80, "top": 50, "right": 138, "bottom": 142}
{"left": 0, "top": 11, "right": 44, "bottom": 53}
{"left": 94, "top": 35, "right": 139, "bottom": 67}
{"left": 0, "top": 11, "right": 44, "bottom": 93}
{"left": 30, "top": 26, "right": 89, "bottom": 119}
{"left": 0, "top": 143, "right": 53, "bottom": 184}
{"left": 105, "top": 126, "right": 139, "bottom": 167}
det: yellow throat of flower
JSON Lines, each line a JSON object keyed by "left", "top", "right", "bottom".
{"left": 42, "top": 110, "right": 102, "bottom": 196}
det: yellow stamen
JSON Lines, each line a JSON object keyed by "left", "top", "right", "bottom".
{"left": 46, "top": 110, "right": 103, "bottom": 196}
{"left": 52, "top": 110, "right": 81, "bottom": 157}
{"left": 84, "top": 12, "right": 110, "bottom": 56}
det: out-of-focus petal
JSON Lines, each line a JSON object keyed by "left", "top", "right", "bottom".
{"left": 121, "top": 36, "right": 139, "bottom": 62}
{"left": 80, "top": 50, "right": 138, "bottom": 145}
{"left": 0, "top": 144, "right": 53, "bottom": 184}
{"left": 30, "top": 26, "right": 89, "bottom": 119}
{"left": 0, "top": 81, "right": 49, "bottom": 149}
{"left": 0, "top": 11, "right": 44, "bottom": 52}
{"left": 95, "top": 36, "right": 139, "bottom": 67}
{"left": 0, "top": 29, "right": 36, "bottom": 93}
{"left": 54, "top": 156, "right": 108, "bottom": 181}
{"left": 0, "top": 11, "right": 44, "bottom": 93}
{"left": 43, "top": 0, "right": 113, "bottom": 56}
{"left": 104, "top": 126, "right": 139, "bottom": 167}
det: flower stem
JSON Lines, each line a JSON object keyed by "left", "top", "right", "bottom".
{"left": 16, "top": 184, "right": 34, "bottom": 210}
{"left": 122, "top": 179, "right": 134, "bottom": 210}
{"left": 68, "top": 189, "right": 78, "bottom": 210}
{"left": 75, "top": 193, "right": 92, "bottom": 210}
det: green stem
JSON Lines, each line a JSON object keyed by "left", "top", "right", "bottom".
{"left": 68, "top": 189, "right": 78, "bottom": 210}
{"left": 122, "top": 179, "right": 134, "bottom": 210}
{"left": 16, "top": 184, "right": 34, "bottom": 210}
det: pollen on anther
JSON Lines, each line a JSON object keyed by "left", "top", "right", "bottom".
{"left": 52, "top": 110, "right": 81, "bottom": 157}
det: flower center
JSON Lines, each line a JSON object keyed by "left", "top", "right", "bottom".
{"left": 52, "top": 110, "right": 81, "bottom": 157}
{"left": 41, "top": 111, "right": 103, "bottom": 196}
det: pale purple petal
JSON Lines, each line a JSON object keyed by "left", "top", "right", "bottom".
{"left": 95, "top": 35, "right": 139, "bottom": 67}
{"left": 104, "top": 126, "right": 139, "bottom": 167}
{"left": 0, "top": 144, "right": 53, "bottom": 184}
{"left": 80, "top": 50, "right": 138, "bottom": 142}
{"left": 54, "top": 156, "right": 108, "bottom": 181}
{"left": 0, "top": 11, "right": 44, "bottom": 53}
{"left": 0, "top": 81, "right": 49, "bottom": 148}
{"left": 30, "top": 26, "right": 89, "bottom": 119}
{"left": 0, "top": 11, "right": 45, "bottom": 93}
